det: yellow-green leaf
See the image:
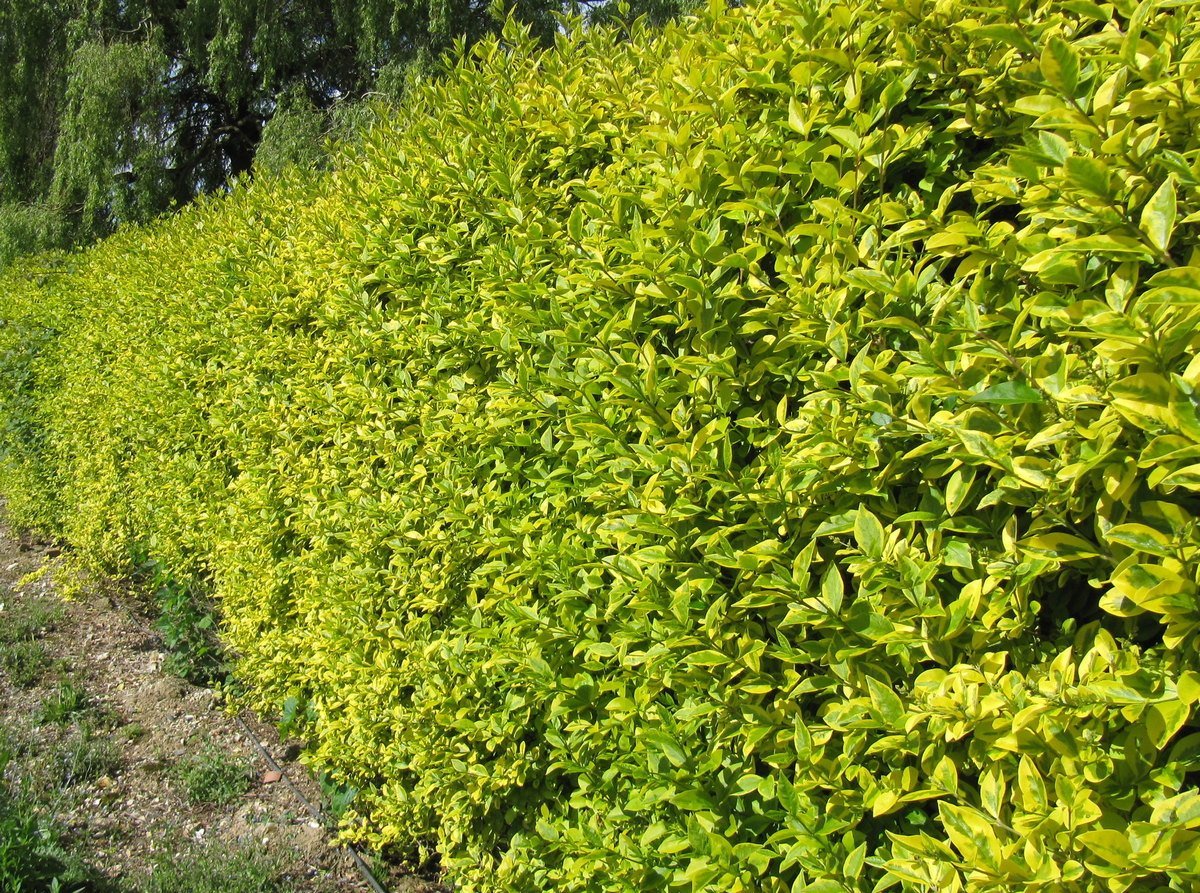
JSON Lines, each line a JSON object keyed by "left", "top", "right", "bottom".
{"left": 1041, "top": 37, "right": 1080, "bottom": 94}
{"left": 1140, "top": 177, "right": 1177, "bottom": 253}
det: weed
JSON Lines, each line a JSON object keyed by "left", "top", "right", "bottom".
{"left": 317, "top": 771, "right": 358, "bottom": 818}
{"left": 19, "top": 724, "right": 122, "bottom": 795}
{"left": 140, "top": 840, "right": 293, "bottom": 893}
{"left": 0, "top": 730, "right": 100, "bottom": 892}
{"left": 0, "top": 792, "right": 89, "bottom": 892}
{"left": 36, "top": 680, "right": 87, "bottom": 725}
{"left": 139, "top": 563, "right": 224, "bottom": 685}
{"left": 0, "top": 726, "right": 31, "bottom": 768}
{"left": 118, "top": 722, "right": 146, "bottom": 743}
{"left": 84, "top": 703, "right": 122, "bottom": 732}
{"left": 0, "top": 596, "right": 61, "bottom": 645}
{"left": 0, "top": 641, "right": 48, "bottom": 688}
{"left": 52, "top": 726, "right": 121, "bottom": 789}
{"left": 173, "top": 743, "right": 251, "bottom": 806}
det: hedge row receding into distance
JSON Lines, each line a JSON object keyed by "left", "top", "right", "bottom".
{"left": 2, "top": 0, "right": 1200, "bottom": 889}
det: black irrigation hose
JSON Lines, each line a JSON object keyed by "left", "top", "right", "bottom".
{"left": 234, "top": 713, "right": 389, "bottom": 893}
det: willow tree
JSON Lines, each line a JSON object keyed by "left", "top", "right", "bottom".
{"left": 0, "top": 0, "right": 683, "bottom": 259}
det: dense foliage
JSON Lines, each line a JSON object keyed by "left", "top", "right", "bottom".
{"left": 2, "top": 0, "right": 1200, "bottom": 890}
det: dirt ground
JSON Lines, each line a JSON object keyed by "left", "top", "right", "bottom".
{"left": 0, "top": 518, "right": 445, "bottom": 892}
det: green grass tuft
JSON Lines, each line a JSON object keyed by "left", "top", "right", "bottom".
{"left": 36, "top": 680, "right": 87, "bottom": 725}
{"left": 0, "top": 596, "right": 61, "bottom": 645}
{"left": 0, "top": 641, "right": 49, "bottom": 688}
{"left": 139, "top": 841, "right": 293, "bottom": 893}
{"left": 173, "top": 743, "right": 252, "bottom": 806}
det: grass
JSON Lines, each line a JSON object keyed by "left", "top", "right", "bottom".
{"left": 0, "top": 581, "right": 302, "bottom": 892}
{"left": 0, "top": 791, "right": 94, "bottom": 893}
{"left": 173, "top": 742, "right": 252, "bottom": 806}
{"left": 36, "top": 680, "right": 88, "bottom": 725}
{"left": 0, "top": 730, "right": 101, "bottom": 892}
{"left": 117, "top": 722, "right": 146, "bottom": 743}
{"left": 0, "top": 588, "right": 61, "bottom": 694}
{"left": 47, "top": 724, "right": 122, "bottom": 789}
{"left": 0, "top": 640, "right": 49, "bottom": 688}
{"left": 0, "top": 595, "right": 62, "bottom": 645}
{"left": 139, "top": 840, "right": 294, "bottom": 893}
{"left": 7, "top": 721, "right": 121, "bottom": 809}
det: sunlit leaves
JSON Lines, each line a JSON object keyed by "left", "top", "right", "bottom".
{"left": 0, "top": 0, "right": 1199, "bottom": 892}
{"left": 1040, "top": 37, "right": 1080, "bottom": 95}
{"left": 1140, "top": 177, "right": 1178, "bottom": 254}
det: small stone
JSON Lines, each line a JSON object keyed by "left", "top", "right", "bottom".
{"left": 262, "top": 770, "right": 283, "bottom": 784}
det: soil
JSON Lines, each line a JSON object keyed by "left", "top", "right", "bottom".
{"left": 0, "top": 517, "right": 446, "bottom": 892}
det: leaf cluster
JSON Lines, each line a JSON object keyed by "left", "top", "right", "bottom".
{"left": 1, "top": 0, "right": 1200, "bottom": 890}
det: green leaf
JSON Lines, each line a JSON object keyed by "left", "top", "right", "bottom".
{"left": 938, "top": 803, "right": 1000, "bottom": 867}
{"left": 1064, "top": 156, "right": 1111, "bottom": 197}
{"left": 1079, "top": 829, "right": 1133, "bottom": 867}
{"left": 802, "top": 881, "right": 845, "bottom": 893}
{"left": 671, "top": 789, "right": 717, "bottom": 812}
{"left": 974, "top": 24, "right": 1038, "bottom": 55}
{"left": 567, "top": 205, "right": 584, "bottom": 243}
{"left": 1012, "top": 94, "right": 1068, "bottom": 117}
{"left": 969, "top": 381, "right": 1043, "bottom": 405}
{"left": 932, "top": 754, "right": 958, "bottom": 793}
{"left": 1021, "top": 532, "right": 1101, "bottom": 560}
{"left": 944, "top": 469, "right": 972, "bottom": 516}
{"left": 686, "top": 649, "right": 732, "bottom": 668}
{"left": 1017, "top": 756, "right": 1047, "bottom": 811}
{"left": 865, "top": 676, "right": 904, "bottom": 727}
{"left": 1040, "top": 37, "right": 1080, "bottom": 94}
{"left": 788, "top": 96, "right": 806, "bottom": 134}
{"left": 820, "top": 563, "right": 844, "bottom": 614}
{"left": 1140, "top": 177, "right": 1177, "bottom": 253}
{"left": 1110, "top": 373, "right": 1173, "bottom": 427}
{"left": 1152, "top": 791, "right": 1200, "bottom": 829}
{"left": 854, "top": 507, "right": 885, "bottom": 559}
{"left": 1023, "top": 235, "right": 1157, "bottom": 272}
{"left": 1105, "top": 523, "right": 1173, "bottom": 556}
{"left": 1179, "top": 671, "right": 1200, "bottom": 705}
{"left": 1110, "top": 563, "right": 1196, "bottom": 615}
{"left": 644, "top": 729, "right": 689, "bottom": 768}
{"left": 942, "top": 539, "right": 973, "bottom": 568}
{"left": 1145, "top": 699, "right": 1189, "bottom": 748}
{"left": 1061, "top": 0, "right": 1113, "bottom": 21}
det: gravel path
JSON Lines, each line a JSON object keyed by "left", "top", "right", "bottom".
{"left": 0, "top": 517, "right": 441, "bottom": 891}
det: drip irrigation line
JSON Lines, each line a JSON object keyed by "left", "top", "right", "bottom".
{"left": 234, "top": 713, "right": 390, "bottom": 893}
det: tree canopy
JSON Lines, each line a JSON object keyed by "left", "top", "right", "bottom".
{"left": 0, "top": 0, "right": 686, "bottom": 261}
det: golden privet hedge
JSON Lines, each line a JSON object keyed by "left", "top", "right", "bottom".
{"left": 3, "top": 0, "right": 1200, "bottom": 889}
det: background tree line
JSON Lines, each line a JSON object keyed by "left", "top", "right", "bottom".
{"left": 0, "top": 0, "right": 685, "bottom": 267}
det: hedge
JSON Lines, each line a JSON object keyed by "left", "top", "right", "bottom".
{"left": 2, "top": 0, "right": 1199, "bottom": 890}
